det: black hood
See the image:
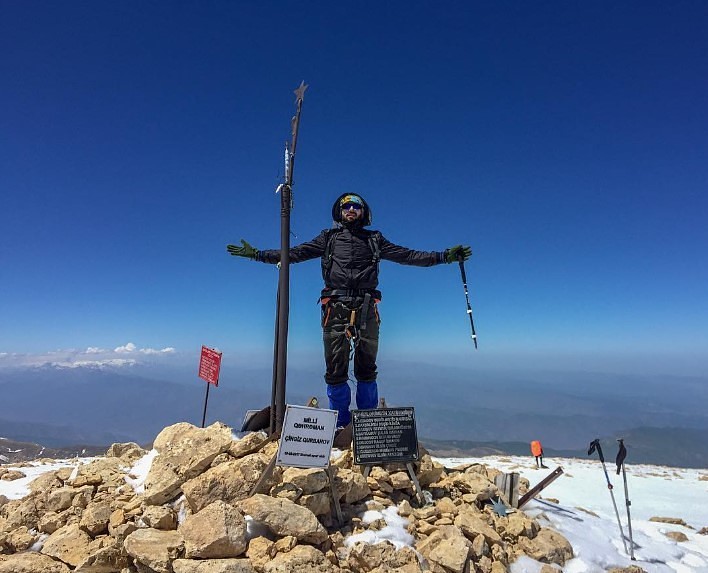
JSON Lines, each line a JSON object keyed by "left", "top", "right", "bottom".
{"left": 331, "top": 193, "right": 372, "bottom": 226}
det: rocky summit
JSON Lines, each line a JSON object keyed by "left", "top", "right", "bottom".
{"left": 0, "top": 422, "right": 575, "bottom": 573}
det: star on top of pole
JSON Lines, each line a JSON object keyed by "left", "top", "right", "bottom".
{"left": 294, "top": 81, "right": 308, "bottom": 102}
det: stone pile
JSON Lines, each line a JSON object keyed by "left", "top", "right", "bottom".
{"left": 0, "top": 422, "right": 574, "bottom": 573}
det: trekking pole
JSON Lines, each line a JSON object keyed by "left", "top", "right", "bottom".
{"left": 456, "top": 253, "right": 478, "bottom": 349}
{"left": 588, "top": 439, "right": 628, "bottom": 554}
{"left": 616, "top": 439, "right": 636, "bottom": 560}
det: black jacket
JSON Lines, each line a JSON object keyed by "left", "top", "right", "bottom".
{"left": 257, "top": 223, "right": 445, "bottom": 299}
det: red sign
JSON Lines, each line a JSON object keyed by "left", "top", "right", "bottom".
{"left": 198, "top": 346, "right": 222, "bottom": 386}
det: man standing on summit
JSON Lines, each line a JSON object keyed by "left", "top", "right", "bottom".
{"left": 227, "top": 193, "right": 471, "bottom": 428}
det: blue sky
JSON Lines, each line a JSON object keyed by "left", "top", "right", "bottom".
{"left": 2, "top": 1, "right": 707, "bottom": 378}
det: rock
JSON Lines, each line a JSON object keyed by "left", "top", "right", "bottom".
{"left": 109, "top": 522, "right": 137, "bottom": 544}
{"left": 28, "top": 471, "right": 63, "bottom": 494}
{"left": 173, "top": 558, "right": 257, "bottom": 573}
{"left": 39, "top": 510, "right": 67, "bottom": 534}
{"left": 499, "top": 512, "right": 540, "bottom": 541}
{"left": 649, "top": 516, "right": 689, "bottom": 527}
{"left": 664, "top": 531, "right": 689, "bottom": 542}
{"left": 47, "top": 487, "right": 85, "bottom": 512}
{"left": 246, "top": 536, "right": 277, "bottom": 570}
{"left": 331, "top": 449, "right": 354, "bottom": 469}
{"left": 0, "top": 470, "right": 25, "bottom": 481}
{"left": 607, "top": 566, "right": 647, "bottom": 573}
{"left": 347, "top": 540, "right": 423, "bottom": 572}
{"left": 477, "top": 555, "right": 493, "bottom": 573}
{"left": 491, "top": 544, "right": 509, "bottom": 566}
{"left": 333, "top": 469, "right": 371, "bottom": 504}
{"left": 236, "top": 494, "right": 328, "bottom": 544}
{"left": 389, "top": 472, "right": 412, "bottom": 490}
{"left": 416, "top": 525, "right": 472, "bottom": 573}
{"left": 5, "top": 497, "right": 43, "bottom": 529}
{"left": 142, "top": 422, "right": 235, "bottom": 505}
{"left": 5, "top": 525, "right": 36, "bottom": 552}
{"left": 471, "top": 534, "right": 489, "bottom": 558}
{"left": 454, "top": 507, "right": 502, "bottom": 546}
{"left": 274, "top": 535, "right": 298, "bottom": 553}
{"left": 414, "top": 505, "right": 440, "bottom": 521}
{"left": 72, "top": 487, "right": 94, "bottom": 509}
{"left": 74, "top": 538, "right": 131, "bottom": 573}
{"left": 271, "top": 483, "right": 302, "bottom": 501}
{"left": 435, "top": 497, "right": 458, "bottom": 517}
{"left": 281, "top": 468, "right": 329, "bottom": 495}
{"left": 416, "top": 520, "right": 438, "bottom": 535}
{"left": 516, "top": 528, "right": 573, "bottom": 566}
{"left": 415, "top": 455, "right": 444, "bottom": 487}
{"left": 262, "top": 544, "right": 337, "bottom": 573}
{"left": 179, "top": 500, "right": 248, "bottom": 558}
{"left": 298, "top": 492, "right": 331, "bottom": 516}
{"left": 398, "top": 500, "right": 414, "bottom": 517}
{"left": 182, "top": 454, "right": 269, "bottom": 513}
{"left": 41, "top": 523, "right": 93, "bottom": 567}
{"left": 448, "top": 472, "right": 498, "bottom": 502}
{"left": 70, "top": 458, "right": 126, "bottom": 488}
{"left": 106, "top": 442, "right": 147, "bottom": 463}
{"left": 124, "top": 528, "right": 184, "bottom": 573}
{"left": 80, "top": 500, "right": 112, "bottom": 536}
{"left": 228, "top": 431, "right": 269, "bottom": 459}
{"left": 0, "top": 552, "right": 71, "bottom": 573}
{"left": 142, "top": 506, "right": 178, "bottom": 530}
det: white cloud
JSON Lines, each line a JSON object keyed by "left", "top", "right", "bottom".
{"left": 85, "top": 347, "right": 106, "bottom": 354}
{"left": 51, "top": 359, "right": 138, "bottom": 369}
{"left": 139, "top": 347, "right": 176, "bottom": 355}
{"left": 114, "top": 343, "right": 175, "bottom": 355}
{"left": 0, "top": 343, "right": 178, "bottom": 370}
{"left": 115, "top": 343, "right": 137, "bottom": 354}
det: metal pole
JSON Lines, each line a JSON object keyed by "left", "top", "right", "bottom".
{"left": 273, "top": 186, "right": 291, "bottom": 435}
{"left": 620, "top": 461, "right": 636, "bottom": 559}
{"left": 272, "top": 82, "right": 307, "bottom": 435}
{"left": 617, "top": 439, "right": 636, "bottom": 560}
{"left": 269, "top": 288, "right": 280, "bottom": 436}
{"left": 201, "top": 382, "right": 210, "bottom": 428}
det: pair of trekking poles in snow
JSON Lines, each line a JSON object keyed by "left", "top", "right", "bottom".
{"left": 588, "top": 438, "right": 636, "bottom": 560}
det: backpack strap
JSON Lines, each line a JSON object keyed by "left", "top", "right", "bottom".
{"left": 323, "top": 228, "right": 340, "bottom": 276}
{"left": 367, "top": 231, "right": 381, "bottom": 270}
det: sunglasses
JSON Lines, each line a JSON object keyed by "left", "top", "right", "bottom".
{"left": 341, "top": 203, "right": 363, "bottom": 211}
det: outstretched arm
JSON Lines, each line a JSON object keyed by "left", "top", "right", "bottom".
{"left": 227, "top": 230, "right": 328, "bottom": 264}
{"left": 379, "top": 235, "right": 471, "bottom": 266}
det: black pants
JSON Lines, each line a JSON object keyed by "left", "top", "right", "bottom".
{"left": 322, "top": 297, "right": 380, "bottom": 384}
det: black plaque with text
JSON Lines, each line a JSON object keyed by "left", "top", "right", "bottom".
{"left": 352, "top": 407, "right": 419, "bottom": 465}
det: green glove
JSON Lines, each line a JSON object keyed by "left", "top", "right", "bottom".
{"left": 227, "top": 239, "right": 258, "bottom": 260}
{"left": 445, "top": 245, "right": 472, "bottom": 263}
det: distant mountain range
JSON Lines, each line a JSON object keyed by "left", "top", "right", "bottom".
{"left": 1, "top": 363, "right": 706, "bottom": 468}
{"left": 0, "top": 436, "right": 107, "bottom": 464}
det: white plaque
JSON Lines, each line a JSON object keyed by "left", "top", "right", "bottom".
{"left": 276, "top": 405, "right": 337, "bottom": 468}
